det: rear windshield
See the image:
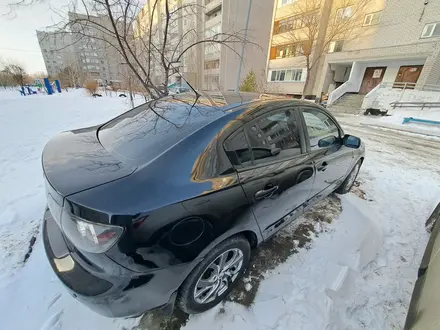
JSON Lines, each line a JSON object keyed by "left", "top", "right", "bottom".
{"left": 98, "top": 93, "right": 225, "bottom": 165}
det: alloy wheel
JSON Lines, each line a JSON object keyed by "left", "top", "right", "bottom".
{"left": 193, "top": 248, "right": 244, "bottom": 304}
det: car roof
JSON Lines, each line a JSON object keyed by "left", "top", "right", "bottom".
{"left": 98, "top": 93, "right": 324, "bottom": 167}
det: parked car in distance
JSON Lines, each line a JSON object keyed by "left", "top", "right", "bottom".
{"left": 404, "top": 202, "right": 440, "bottom": 329}
{"left": 42, "top": 91, "right": 365, "bottom": 317}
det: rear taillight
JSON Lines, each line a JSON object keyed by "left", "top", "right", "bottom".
{"left": 61, "top": 209, "right": 123, "bottom": 253}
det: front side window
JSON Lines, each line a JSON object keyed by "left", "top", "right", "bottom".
{"left": 302, "top": 108, "right": 340, "bottom": 150}
{"left": 245, "top": 109, "right": 302, "bottom": 164}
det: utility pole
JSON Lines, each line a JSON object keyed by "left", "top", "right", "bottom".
{"left": 235, "top": 0, "right": 253, "bottom": 91}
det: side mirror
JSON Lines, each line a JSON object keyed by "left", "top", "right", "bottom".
{"left": 318, "top": 136, "right": 336, "bottom": 148}
{"left": 344, "top": 135, "right": 361, "bottom": 148}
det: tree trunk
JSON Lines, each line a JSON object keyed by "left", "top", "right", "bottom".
{"left": 128, "top": 77, "right": 134, "bottom": 108}
{"left": 302, "top": 56, "right": 311, "bottom": 99}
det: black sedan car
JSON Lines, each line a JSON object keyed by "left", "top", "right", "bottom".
{"left": 42, "top": 91, "right": 365, "bottom": 317}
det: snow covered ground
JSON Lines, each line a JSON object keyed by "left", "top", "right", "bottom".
{"left": 0, "top": 89, "right": 141, "bottom": 330}
{"left": 336, "top": 109, "right": 440, "bottom": 138}
{"left": 0, "top": 89, "right": 439, "bottom": 330}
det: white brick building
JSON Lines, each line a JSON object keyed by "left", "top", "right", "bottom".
{"left": 265, "top": 0, "right": 440, "bottom": 104}
{"left": 317, "top": 0, "right": 440, "bottom": 105}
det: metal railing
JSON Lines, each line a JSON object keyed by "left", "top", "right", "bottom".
{"left": 379, "top": 82, "right": 440, "bottom": 92}
{"left": 390, "top": 101, "right": 440, "bottom": 109}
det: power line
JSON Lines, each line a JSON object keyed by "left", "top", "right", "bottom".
{"left": 0, "top": 47, "right": 77, "bottom": 55}
{"left": 0, "top": 47, "right": 42, "bottom": 53}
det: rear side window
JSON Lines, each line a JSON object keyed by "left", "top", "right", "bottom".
{"left": 302, "top": 108, "right": 340, "bottom": 150}
{"left": 224, "top": 129, "right": 252, "bottom": 166}
{"left": 99, "top": 95, "right": 224, "bottom": 165}
{"left": 244, "top": 109, "right": 302, "bottom": 165}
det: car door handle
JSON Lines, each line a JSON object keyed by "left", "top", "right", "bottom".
{"left": 317, "top": 162, "right": 328, "bottom": 172}
{"left": 255, "top": 186, "right": 279, "bottom": 199}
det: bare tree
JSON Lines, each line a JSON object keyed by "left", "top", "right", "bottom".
{"left": 275, "top": 0, "right": 371, "bottom": 96}
{"left": 2, "top": 63, "right": 27, "bottom": 87}
{"left": 22, "top": 0, "right": 258, "bottom": 99}
{"left": 55, "top": 64, "right": 81, "bottom": 87}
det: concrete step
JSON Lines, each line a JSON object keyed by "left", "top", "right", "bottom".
{"left": 328, "top": 93, "right": 365, "bottom": 115}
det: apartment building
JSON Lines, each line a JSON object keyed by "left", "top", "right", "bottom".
{"left": 201, "top": 0, "right": 275, "bottom": 91}
{"left": 68, "top": 12, "right": 123, "bottom": 84}
{"left": 134, "top": 0, "right": 186, "bottom": 88}
{"left": 266, "top": 0, "right": 440, "bottom": 105}
{"left": 36, "top": 31, "right": 76, "bottom": 77}
{"left": 321, "top": 0, "right": 440, "bottom": 106}
{"left": 135, "top": 0, "right": 275, "bottom": 91}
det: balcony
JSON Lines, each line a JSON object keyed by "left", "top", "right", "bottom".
{"left": 205, "top": 0, "right": 222, "bottom": 16}
{"left": 204, "top": 68, "right": 220, "bottom": 75}
{"left": 271, "top": 31, "right": 308, "bottom": 46}
{"left": 269, "top": 56, "right": 306, "bottom": 69}
{"left": 206, "top": 15, "right": 222, "bottom": 29}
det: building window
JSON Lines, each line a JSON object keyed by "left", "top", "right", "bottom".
{"left": 205, "top": 59, "right": 220, "bottom": 70}
{"left": 204, "top": 74, "right": 219, "bottom": 84}
{"left": 205, "top": 43, "right": 220, "bottom": 55}
{"left": 335, "top": 6, "right": 353, "bottom": 24}
{"left": 205, "top": 23, "right": 221, "bottom": 38}
{"left": 278, "top": 0, "right": 296, "bottom": 7}
{"left": 274, "top": 12, "right": 317, "bottom": 34}
{"left": 328, "top": 40, "right": 344, "bottom": 53}
{"left": 363, "top": 11, "right": 382, "bottom": 26}
{"left": 271, "top": 43, "right": 304, "bottom": 59}
{"left": 269, "top": 68, "right": 305, "bottom": 82}
{"left": 421, "top": 22, "right": 440, "bottom": 38}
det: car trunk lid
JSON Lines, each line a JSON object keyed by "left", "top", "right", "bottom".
{"left": 42, "top": 126, "right": 136, "bottom": 197}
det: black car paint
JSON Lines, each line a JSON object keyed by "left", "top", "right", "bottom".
{"left": 42, "top": 95, "right": 364, "bottom": 317}
{"left": 42, "top": 126, "right": 136, "bottom": 196}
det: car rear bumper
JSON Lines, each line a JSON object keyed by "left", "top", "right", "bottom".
{"left": 42, "top": 207, "right": 187, "bottom": 318}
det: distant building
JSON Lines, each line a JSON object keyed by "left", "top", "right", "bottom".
{"left": 36, "top": 31, "right": 76, "bottom": 77}
{"left": 201, "top": 0, "right": 275, "bottom": 91}
{"left": 68, "top": 12, "right": 124, "bottom": 84}
{"left": 135, "top": 0, "right": 275, "bottom": 91}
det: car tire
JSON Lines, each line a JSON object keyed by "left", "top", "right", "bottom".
{"left": 336, "top": 159, "right": 362, "bottom": 194}
{"left": 177, "top": 235, "right": 251, "bottom": 314}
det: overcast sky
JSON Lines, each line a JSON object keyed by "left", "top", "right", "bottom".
{"left": 0, "top": 0, "right": 73, "bottom": 73}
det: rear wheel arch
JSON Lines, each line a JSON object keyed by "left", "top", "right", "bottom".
{"left": 179, "top": 229, "right": 261, "bottom": 288}
{"left": 241, "top": 230, "right": 258, "bottom": 248}
{"left": 196, "top": 229, "right": 261, "bottom": 260}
